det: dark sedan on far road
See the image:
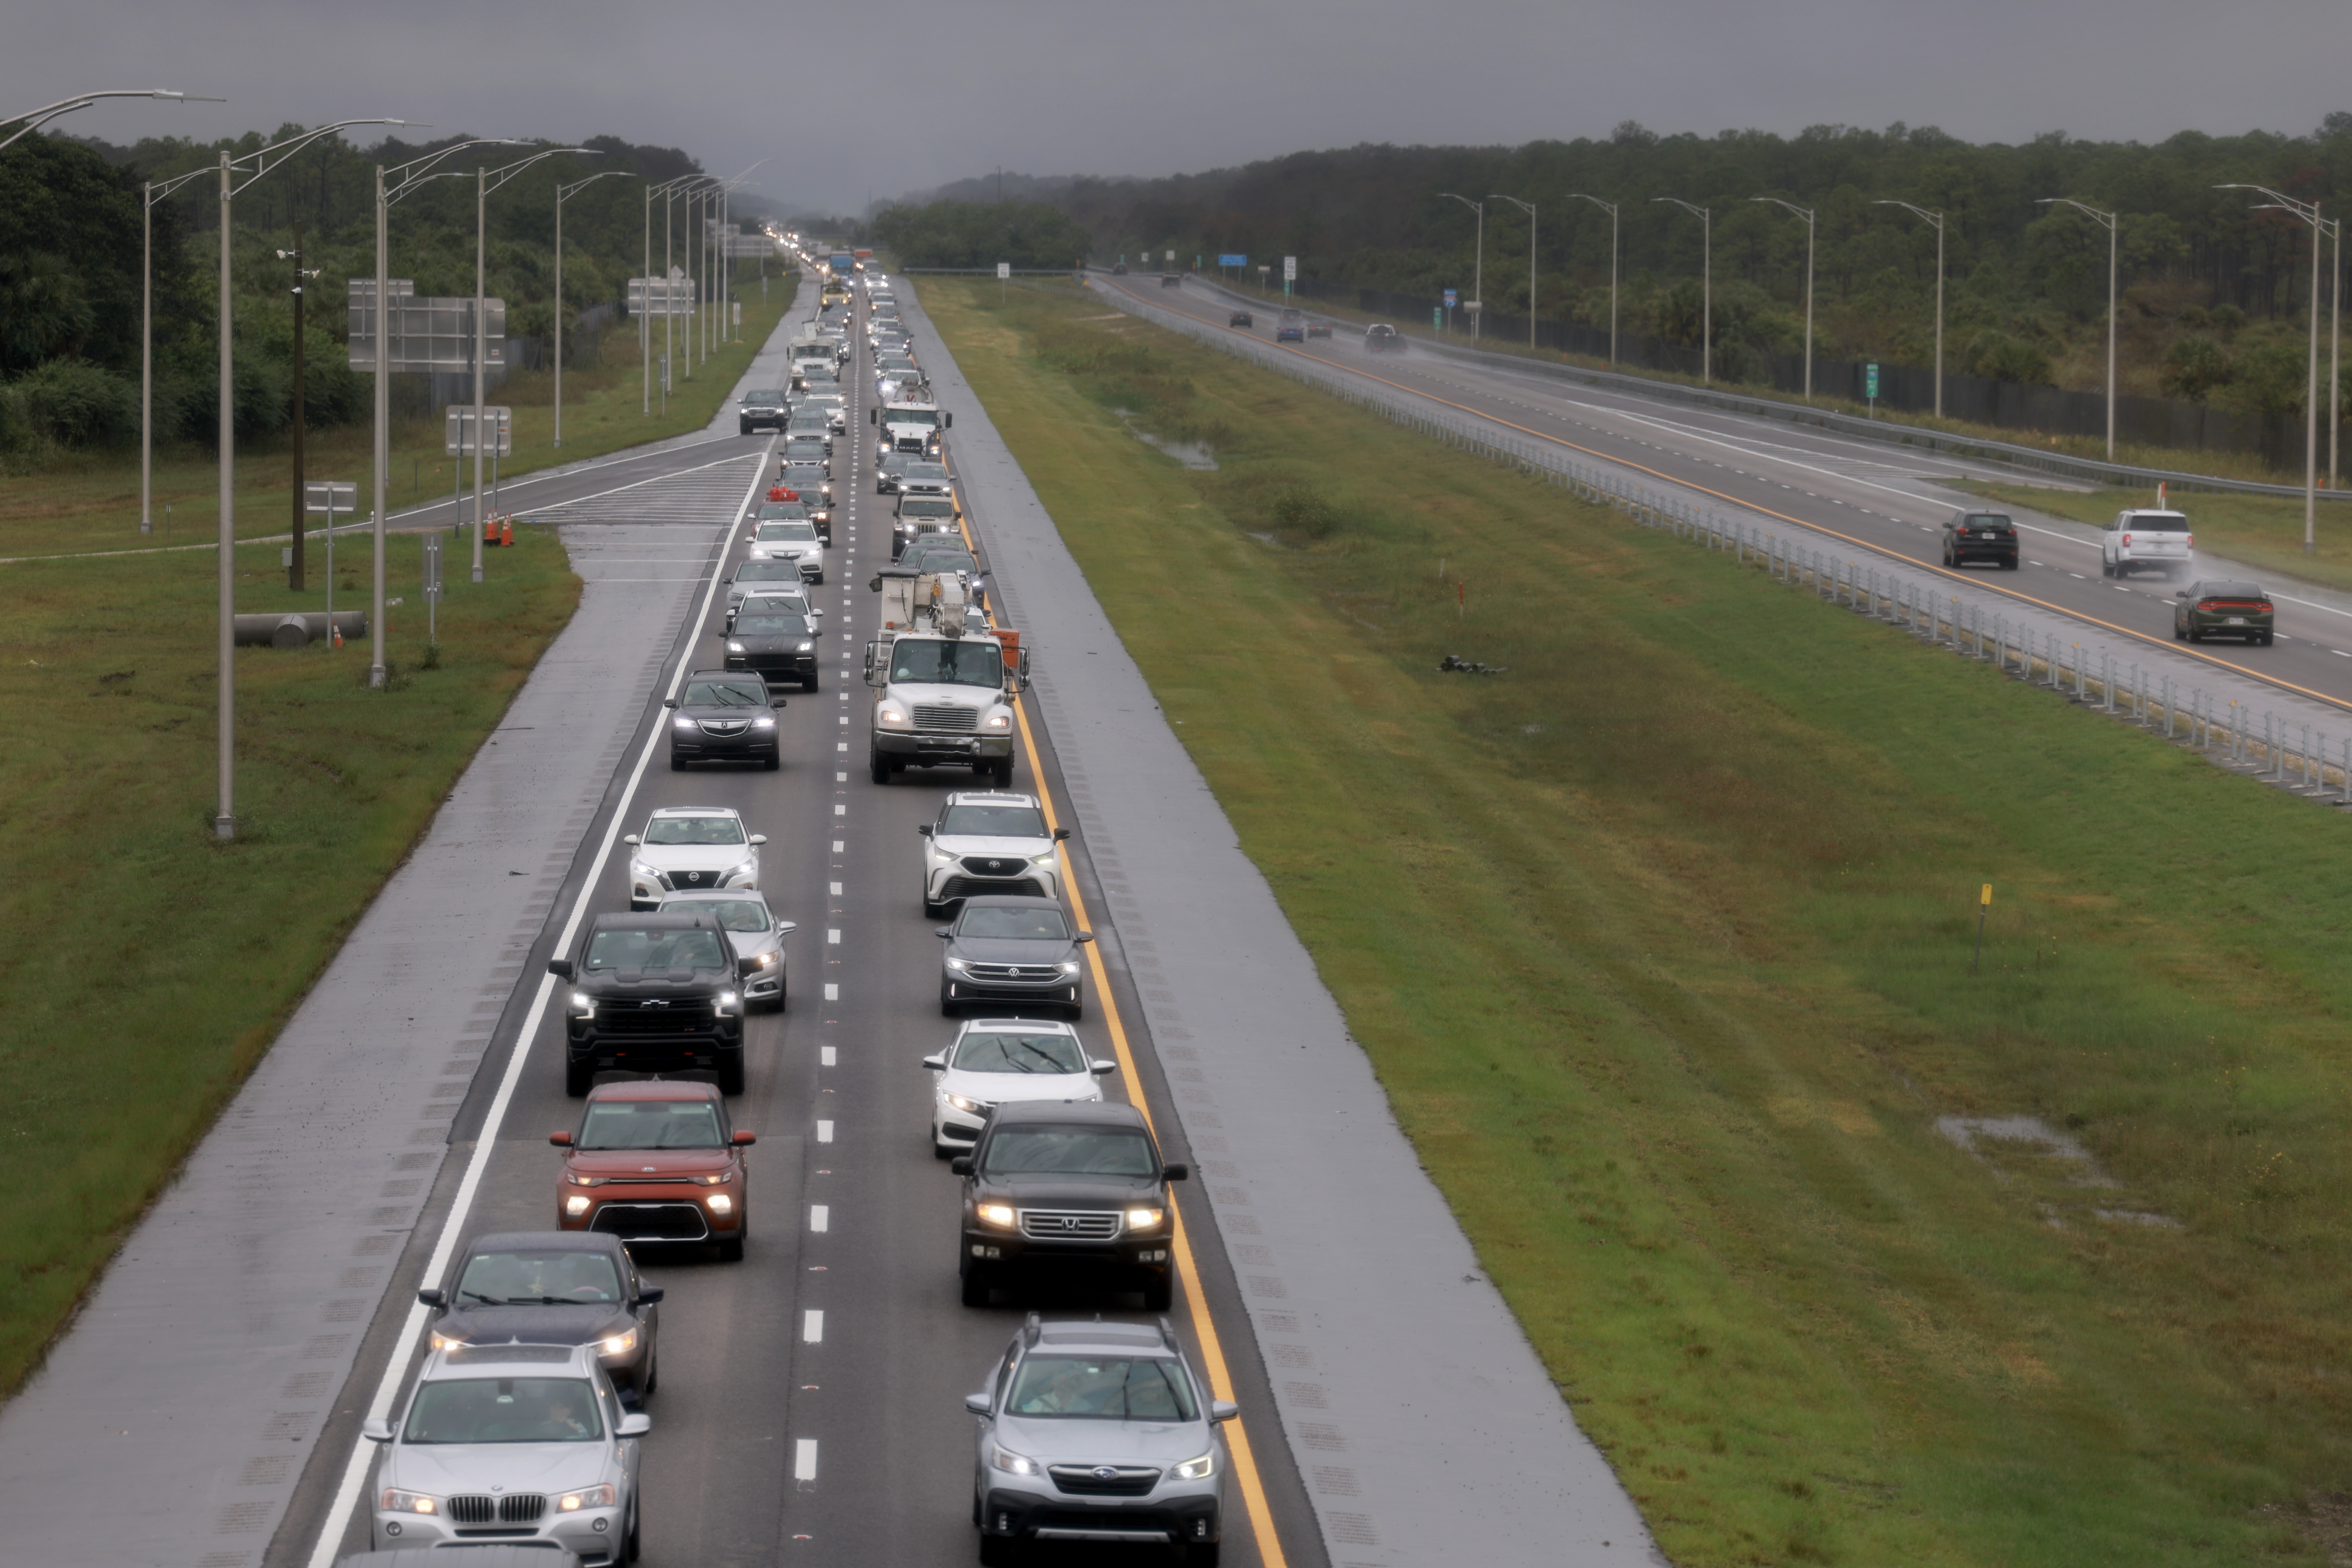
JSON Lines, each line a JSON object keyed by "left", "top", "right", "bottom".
{"left": 2175, "top": 580, "right": 2274, "bottom": 644}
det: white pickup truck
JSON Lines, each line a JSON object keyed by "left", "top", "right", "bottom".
{"left": 2100, "top": 509, "right": 2194, "bottom": 579}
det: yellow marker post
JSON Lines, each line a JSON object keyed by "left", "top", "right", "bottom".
{"left": 1973, "top": 882, "right": 1992, "bottom": 973}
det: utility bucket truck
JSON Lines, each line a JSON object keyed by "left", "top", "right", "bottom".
{"left": 864, "top": 572, "right": 1028, "bottom": 787}
{"left": 873, "top": 390, "right": 952, "bottom": 457}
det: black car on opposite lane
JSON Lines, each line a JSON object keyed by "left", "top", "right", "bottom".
{"left": 1941, "top": 509, "right": 2019, "bottom": 569}
{"left": 938, "top": 894, "right": 1092, "bottom": 1016}
{"left": 2175, "top": 580, "right": 2275, "bottom": 644}
{"left": 1228, "top": 310, "right": 1254, "bottom": 328}
{"left": 952, "top": 1100, "right": 1188, "bottom": 1310}
{"left": 549, "top": 911, "right": 749, "bottom": 1094}
{"left": 417, "top": 1232, "right": 664, "bottom": 1400}
{"left": 726, "top": 606, "right": 822, "bottom": 690}
{"left": 665, "top": 669, "right": 783, "bottom": 770}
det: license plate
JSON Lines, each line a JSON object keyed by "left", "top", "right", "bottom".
{"left": 2227, "top": 617, "right": 2246, "bottom": 625}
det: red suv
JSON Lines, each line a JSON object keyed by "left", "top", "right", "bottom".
{"left": 552, "top": 1080, "right": 756, "bottom": 1260}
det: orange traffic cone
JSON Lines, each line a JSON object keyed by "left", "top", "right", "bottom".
{"left": 331, "top": 619, "right": 343, "bottom": 649}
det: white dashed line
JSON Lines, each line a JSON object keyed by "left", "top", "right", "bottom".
{"left": 809, "top": 1205, "right": 829, "bottom": 1233}
{"left": 816, "top": 1120, "right": 834, "bottom": 1143}
{"left": 831, "top": 840, "right": 844, "bottom": 853}
{"left": 828, "top": 929, "right": 842, "bottom": 944}
{"left": 803, "top": 1310, "right": 824, "bottom": 1343}
{"left": 834, "top": 804, "right": 846, "bottom": 815}
{"left": 794, "top": 1438, "right": 819, "bottom": 1481}
{"left": 820, "top": 1045, "right": 837, "bottom": 1065}
{"left": 823, "top": 982, "right": 839, "bottom": 1001}
{"left": 835, "top": 771, "right": 847, "bottom": 782}
{"left": 829, "top": 881, "right": 843, "bottom": 895}
{"left": 837, "top": 742, "right": 848, "bottom": 752}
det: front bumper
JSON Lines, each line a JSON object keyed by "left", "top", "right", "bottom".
{"left": 875, "top": 730, "right": 1013, "bottom": 763}
{"left": 628, "top": 866, "right": 755, "bottom": 907}
{"left": 924, "top": 865, "right": 1056, "bottom": 905}
{"left": 667, "top": 730, "right": 779, "bottom": 766}
{"left": 374, "top": 1504, "right": 628, "bottom": 1563}
{"left": 962, "top": 1221, "right": 1170, "bottom": 1278}
{"left": 726, "top": 650, "right": 817, "bottom": 685}
{"left": 980, "top": 1486, "right": 1218, "bottom": 1547}
{"left": 567, "top": 1025, "right": 744, "bottom": 1081}
{"left": 563, "top": 1182, "right": 744, "bottom": 1246}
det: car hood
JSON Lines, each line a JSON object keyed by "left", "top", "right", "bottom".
{"left": 951, "top": 936, "right": 1075, "bottom": 964}
{"left": 433, "top": 1302, "right": 634, "bottom": 1347}
{"left": 976, "top": 1174, "right": 1159, "bottom": 1205}
{"left": 632, "top": 844, "right": 753, "bottom": 871}
{"left": 940, "top": 1067, "right": 1096, "bottom": 1106}
{"left": 993, "top": 1414, "right": 1203, "bottom": 1465}
{"left": 934, "top": 834, "right": 1053, "bottom": 861}
{"left": 724, "top": 929, "right": 783, "bottom": 961}
{"left": 730, "top": 576, "right": 803, "bottom": 597}
{"left": 574, "top": 967, "right": 728, "bottom": 993}
{"left": 887, "top": 681, "right": 1004, "bottom": 708}
{"left": 386, "top": 1441, "right": 613, "bottom": 1496}
{"left": 729, "top": 635, "right": 811, "bottom": 655}
{"left": 676, "top": 704, "right": 775, "bottom": 722}
{"left": 567, "top": 1149, "right": 733, "bottom": 1178}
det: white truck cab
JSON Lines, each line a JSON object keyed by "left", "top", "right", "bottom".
{"left": 864, "top": 584, "right": 1026, "bottom": 787}
{"left": 873, "top": 394, "right": 951, "bottom": 457}
{"left": 2101, "top": 509, "right": 2194, "bottom": 579}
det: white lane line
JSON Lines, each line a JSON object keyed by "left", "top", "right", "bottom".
{"left": 302, "top": 437, "right": 777, "bottom": 1568}
{"left": 831, "top": 840, "right": 844, "bottom": 852}
{"left": 820, "top": 1045, "right": 837, "bottom": 1066}
{"left": 829, "top": 881, "right": 843, "bottom": 895}
{"left": 824, "top": 982, "right": 839, "bottom": 1000}
{"left": 834, "top": 803, "right": 846, "bottom": 815}
{"left": 817, "top": 1120, "right": 834, "bottom": 1143}
{"left": 827, "top": 929, "right": 842, "bottom": 943}
{"left": 803, "top": 1310, "right": 824, "bottom": 1343}
{"left": 809, "top": 1204, "right": 830, "bottom": 1232}
{"left": 794, "top": 1438, "right": 819, "bottom": 1482}
{"left": 837, "top": 742, "right": 848, "bottom": 751}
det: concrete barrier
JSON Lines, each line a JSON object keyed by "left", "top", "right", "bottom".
{"left": 230, "top": 611, "right": 369, "bottom": 648}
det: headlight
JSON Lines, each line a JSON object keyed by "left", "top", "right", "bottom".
{"left": 707, "top": 1193, "right": 734, "bottom": 1214}
{"left": 797, "top": 641, "right": 814, "bottom": 652}
{"left": 716, "top": 990, "right": 740, "bottom": 1014}
{"left": 1031, "top": 851, "right": 1059, "bottom": 866}
{"left": 976, "top": 1202, "right": 1016, "bottom": 1228}
{"left": 727, "top": 641, "right": 746, "bottom": 653}
{"left": 695, "top": 1171, "right": 731, "bottom": 1185}
{"left": 630, "top": 860, "right": 659, "bottom": 881}
{"left": 673, "top": 716, "right": 696, "bottom": 731}
{"left": 428, "top": 1330, "right": 462, "bottom": 1350}
{"left": 600, "top": 1328, "right": 639, "bottom": 1357}
{"left": 931, "top": 844, "right": 959, "bottom": 861}
{"left": 725, "top": 861, "right": 756, "bottom": 883}
{"left": 1059, "top": 960, "right": 1083, "bottom": 975}
{"left": 556, "top": 1484, "right": 617, "bottom": 1512}
{"left": 381, "top": 1489, "right": 439, "bottom": 1514}
{"left": 570, "top": 991, "right": 595, "bottom": 1018}
{"left": 990, "top": 1443, "right": 1037, "bottom": 1476}
{"left": 564, "top": 1194, "right": 592, "bottom": 1217}
{"left": 878, "top": 706, "right": 909, "bottom": 728}
{"left": 746, "top": 951, "right": 777, "bottom": 968}
{"left": 1172, "top": 1450, "right": 1217, "bottom": 1481}
{"left": 1126, "top": 1207, "right": 1165, "bottom": 1229}
{"left": 984, "top": 713, "right": 1011, "bottom": 730}
{"left": 944, "top": 956, "right": 971, "bottom": 974}
{"left": 753, "top": 716, "right": 775, "bottom": 729}
{"left": 946, "top": 1093, "right": 989, "bottom": 1113}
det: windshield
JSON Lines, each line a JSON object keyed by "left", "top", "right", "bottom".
{"left": 454, "top": 1248, "right": 622, "bottom": 1306}
{"left": 1281, "top": 308, "right": 1303, "bottom": 322}
{"left": 900, "top": 500, "right": 955, "bottom": 518}
{"left": 759, "top": 521, "right": 819, "bottom": 543}
{"left": 904, "top": 552, "right": 977, "bottom": 577}
{"left": 643, "top": 815, "right": 745, "bottom": 845}
{"left": 782, "top": 466, "right": 827, "bottom": 485}
{"left": 741, "top": 390, "right": 785, "bottom": 405}
{"left": 1005, "top": 1355, "right": 1197, "bottom": 1421}
{"left": 737, "top": 561, "right": 801, "bottom": 582}
{"left": 887, "top": 408, "right": 941, "bottom": 427}
{"left": 583, "top": 926, "right": 728, "bottom": 971}
{"left": 984, "top": 1128, "right": 1155, "bottom": 1177}
{"left": 953, "top": 1031, "right": 1086, "bottom": 1074}
{"left": 940, "top": 803, "right": 1047, "bottom": 839}
{"left": 758, "top": 504, "right": 810, "bottom": 521}
{"left": 1962, "top": 515, "right": 2011, "bottom": 529}
{"left": 681, "top": 680, "right": 765, "bottom": 707}
{"left": 578, "top": 1098, "right": 725, "bottom": 1149}
{"left": 660, "top": 897, "right": 770, "bottom": 931}
{"left": 2200, "top": 584, "right": 2266, "bottom": 601}
{"left": 735, "top": 614, "right": 811, "bottom": 635}
{"left": 403, "top": 1378, "right": 605, "bottom": 1445}
{"left": 958, "top": 905, "right": 1072, "bottom": 940}
{"left": 891, "top": 638, "right": 1003, "bottom": 689}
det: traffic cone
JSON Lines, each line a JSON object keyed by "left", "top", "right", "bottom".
{"left": 331, "top": 619, "right": 343, "bottom": 649}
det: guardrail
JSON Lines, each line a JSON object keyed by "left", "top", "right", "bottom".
{"left": 1147, "top": 269, "right": 2351, "bottom": 505}
{"left": 1094, "top": 275, "right": 2352, "bottom": 806}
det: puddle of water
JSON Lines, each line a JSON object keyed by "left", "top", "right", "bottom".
{"left": 1112, "top": 409, "right": 1217, "bottom": 470}
{"left": 1935, "top": 1115, "right": 2118, "bottom": 1186}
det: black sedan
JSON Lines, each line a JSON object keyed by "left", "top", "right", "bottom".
{"left": 2175, "top": 580, "right": 2274, "bottom": 644}
{"left": 727, "top": 607, "right": 822, "bottom": 690}
{"left": 1229, "top": 310, "right": 1254, "bottom": 328}
{"left": 417, "top": 1231, "right": 663, "bottom": 1401}
{"left": 666, "top": 670, "right": 782, "bottom": 770}
{"left": 1940, "top": 510, "right": 2019, "bottom": 569}
{"left": 938, "top": 895, "right": 1093, "bottom": 1016}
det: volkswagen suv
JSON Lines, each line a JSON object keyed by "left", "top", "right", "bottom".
{"left": 965, "top": 1314, "right": 1234, "bottom": 1565}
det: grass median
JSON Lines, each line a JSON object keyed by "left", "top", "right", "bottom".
{"left": 926, "top": 275, "right": 2352, "bottom": 1568}
{"left": 0, "top": 530, "right": 579, "bottom": 1397}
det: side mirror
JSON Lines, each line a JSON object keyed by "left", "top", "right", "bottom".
{"left": 416, "top": 1288, "right": 447, "bottom": 1309}
{"left": 2176, "top": 590, "right": 2190, "bottom": 599}
{"left": 732, "top": 1130, "right": 758, "bottom": 1146}
{"left": 637, "top": 1286, "right": 665, "bottom": 1306}
{"left": 936, "top": 928, "right": 954, "bottom": 938}
{"left": 1053, "top": 828, "right": 1071, "bottom": 841}
{"left": 362, "top": 1417, "right": 395, "bottom": 1443}
{"left": 777, "top": 919, "right": 798, "bottom": 934}
{"left": 869, "top": 406, "right": 877, "bottom": 424}
{"left": 950, "top": 1156, "right": 975, "bottom": 1176}
{"left": 750, "top": 834, "right": 768, "bottom": 846}
{"left": 1091, "top": 1060, "right": 1117, "bottom": 1076}
{"left": 617, "top": 1412, "right": 653, "bottom": 1438}
{"left": 1074, "top": 932, "right": 1094, "bottom": 944}
{"left": 548, "top": 959, "right": 575, "bottom": 981}
{"left": 662, "top": 698, "right": 677, "bottom": 709}
{"left": 1210, "top": 1400, "right": 1239, "bottom": 1425}
{"left": 869, "top": 575, "right": 883, "bottom": 592}
{"left": 964, "top": 1392, "right": 992, "bottom": 1416}
{"left": 1162, "top": 1163, "right": 1190, "bottom": 1181}
{"left": 922, "top": 1052, "right": 948, "bottom": 1070}
{"left": 944, "top": 411, "right": 954, "bottom": 428}
{"left": 623, "top": 834, "right": 641, "bottom": 847}
{"left": 549, "top": 1131, "right": 574, "bottom": 1147}
{"left": 917, "top": 824, "right": 933, "bottom": 837}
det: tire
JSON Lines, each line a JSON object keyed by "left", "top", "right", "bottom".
{"left": 978, "top": 1530, "right": 1017, "bottom": 1566}
{"left": 625, "top": 1500, "right": 641, "bottom": 1563}
{"left": 924, "top": 898, "right": 950, "bottom": 920}
{"left": 2263, "top": 632, "right": 2276, "bottom": 646}
{"left": 565, "top": 1057, "right": 592, "bottom": 1098}
{"left": 763, "top": 752, "right": 780, "bottom": 771}
{"left": 991, "top": 759, "right": 1014, "bottom": 788}
{"left": 716, "top": 1053, "right": 746, "bottom": 1096}
{"left": 804, "top": 671, "right": 820, "bottom": 693}
{"left": 935, "top": 1140, "right": 957, "bottom": 1160}
{"left": 2100, "top": 557, "right": 2113, "bottom": 577}
{"left": 2176, "top": 622, "right": 2189, "bottom": 641}
{"left": 669, "top": 751, "right": 686, "bottom": 772}
{"left": 1142, "top": 1271, "right": 1172, "bottom": 1312}
{"left": 871, "top": 749, "right": 892, "bottom": 785}
{"left": 2003, "top": 557, "right": 2019, "bottom": 570}
{"left": 718, "top": 1235, "right": 744, "bottom": 1262}
{"left": 961, "top": 1264, "right": 991, "bottom": 1308}
{"left": 1187, "top": 1544, "right": 1220, "bottom": 1568}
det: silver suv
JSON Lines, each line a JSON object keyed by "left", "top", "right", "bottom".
{"left": 966, "top": 1314, "right": 1235, "bottom": 1565}
{"left": 918, "top": 790, "right": 1067, "bottom": 916}
{"left": 366, "top": 1341, "right": 647, "bottom": 1564}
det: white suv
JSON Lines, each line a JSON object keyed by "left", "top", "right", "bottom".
{"left": 2100, "top": 509, "right": 2193, "bottom": 579}
{"left": 921, "top": 1018, "right": 1114, "bottom": 1155}
{"left": 918, "top": 791, "right": 1067, "bottom": 916}
{"left": 624, "top": 807, "right": 765, "bottom": 910}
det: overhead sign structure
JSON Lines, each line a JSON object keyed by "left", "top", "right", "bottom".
{"left": 347, "top": 282, "right": 505, "bottom": 374}
{"left": 444, "top": 405, "right": 513, "bottom": 458}
{"left": 626, "top": 272, "right": 696, "bottom": 319}
{"left": 1218, "top": 254, "right": 1247, "bottom": 267}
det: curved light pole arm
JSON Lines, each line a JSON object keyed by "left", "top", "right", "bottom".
{"left": 227, "top": 118, "right": 408, "bottom": 196}
{"left": 1565, "top": 194, "right": 1619, "bottom": 364}
{"left": 1751, "top": 198, "right": 1817, "bottom": 400}
{"left": 2219, "top": 184, "right": 2324, "bottom": 551}
{"left": 0, "top": 89, "right": 222, "bottom": 152}
{"left": 1873, "top": 200, "right": 1946, "bottom": 417}
{"left": 2037, "top": 198, "right": 2118, "bottom": 458}
{"left": 554, "top": 171, "right": 640, "bottom": 445}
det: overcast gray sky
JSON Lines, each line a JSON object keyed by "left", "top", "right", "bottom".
{"left": 10, "top": 0, "right": 2346, "bottom": 212}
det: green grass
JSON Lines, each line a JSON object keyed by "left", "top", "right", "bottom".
{"left": 0, "top": 529, "right": 579, "bottom": 1397}
{"left": 0, "top": 275, "right": 796, "bottom": 562}
{"left": 1958, "top": 477, "right": 2352, "bottom": 596}
{"left": 923, "top": 276, "right": 2352, "bottom": 1566}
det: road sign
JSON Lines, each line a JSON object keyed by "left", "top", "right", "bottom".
{"left": 1866, "top": 363, "right": 1880, "bottom": 399}
{"left": 1443, "top": 289, "right": 1457, "bottom": 308}
{"left": 445, "top": 406, "right": 513, "bottom": 457}
{"left": 347, "top": 283, "right": 505, "bottom": 373}
{"left": 1283, "top": 256, "right": 1297, "bottom": 282}
{"left": 303, "top": 481, "right": 357, "bottom": 514}
{"left": 996, "top": 262, "right": 1011, "bottom": 279}
{"left": 1218, "top": 254, "right": 1247, "bottom": 267}
{"left": 1165, "top": 250, "right": 1175, "bottom": 264}
{"left": 1433, "top": 308, "right": 1443, "bottom": 330}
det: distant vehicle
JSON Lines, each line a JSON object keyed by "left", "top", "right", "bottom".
{"left": 1276, "top": 307, "right": 1305, "bottom": 343}
{"left": 1228, "top": 310, "right": 1253, "bottom": 328}
{"left": 923, "top": 1016, "right": 1109, "bottom": 1156}
{"left": 1111, "top": 263, "right": 1128, "bottom": 275}
{"left": 552, "top": 1078, "right": 759, "bottom": 1254}
{"left": 1306, "top": 321, "right": 1333, "bottom": 339}
{"left": 2174, "top": 580, "right": 2274, "bottom": 644}
{"left": 917, "top": 789, "right": 1069, "bottom": 916}
{"left": 1940, "top": 510, "right": 2018, "bottom": 570}
{"left": 2102, "top": 508, "right": 2194, "bottom": 579}
{"left": 1364, "top": 323, "right": 1402, "bottom": 352}
{"left": 1160, "top": 273, "right": 1182, "bottom": 288}
{"left": 728, "top": 556, "right": 814, "bottom": 624}
{"left": 737, "top": 388, "right": 788, "bottom": 435}
{"left": 724, "top": 605, "right": 823, "bottom": 692}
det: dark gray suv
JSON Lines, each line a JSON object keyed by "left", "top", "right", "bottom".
{"left": 952, "top": 1099, "right": 1187, "bottom": 1309}
{"left": 938, "top": 895, "right": 1091, "bottom": 1016}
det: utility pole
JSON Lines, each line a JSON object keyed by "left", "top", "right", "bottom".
{"left": 2036, "top": 199, "right": 2117, "bottom": 457}
{"left": 1439, "top": 194, "right": 1485, "bottom": 341}
{"left": 1751, "top": 198, "right": 1817, "bottom": 400}
{"left": 1874, "top": 200, "right": 1947, "bottom": 419}
{"left": 285, "top": 223, "right": 306, "bottom": 589}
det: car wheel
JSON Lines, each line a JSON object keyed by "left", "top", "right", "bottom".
{"left": 804, "top": 671, "right": 820, "bottom": 693}
{"left": 935, "top": 1139, "right": 957, "bottom": 1160}
{"left": 978, "top": 1530, "right": 1018, "bottom": 1565}
{"left": 639, "top": 1340, "right": 658, "bottom": 1398}
{"left": 716, "top": 1054, "right": 746, "bottom": 1096}
{"left": 2100, "top": 557, "right": 2112, "bottom": 577}
{"left": 1187, "top": 1543, "right": 1220, "bottom": 1568}
{"left": 1142, "top": 1271, "right": 1172, "bottom": 1312}
{"left": 626, "top": 1499, "right": 641, "bottom": 1563}
{"left": 763, "top": 751, "right": 780, "bottom": 771}
{"left": 924, "top": 898, "right": 950, "bottom": 919}
{"left": 871, "top": 749, "right": 892, "bottom": 785}
{"left": 2263, "top": 632, "right": 2276, "bottom": 646}
{"left": 991, "top": 759, "right": 1014, "bottom": 788}
{"left": 961, "top": 1265, "right": 992, "bottom": 1309}
{"left": 2176, "top": 622, "right": 2189, "bottom": 641}
{"left": 718, "top": 1234, "right": 744, "bottom": 1262}
{"left": 669, "top": 751, "right": 686, "bottom": 772}
{"left": 564, "top": 1058, "right": 592, "bottom": 1098}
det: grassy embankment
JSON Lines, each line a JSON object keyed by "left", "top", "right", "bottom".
{"left": 1959, "top": 477, "right": 2352, "bottom": 598}
{"left": 924, "top": 275, "right": 2352, "bottom": 1568}
{"left": 0, "top": 274, "right": 798, "bottom": 563}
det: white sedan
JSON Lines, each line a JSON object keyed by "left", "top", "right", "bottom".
{"left": 921, "top": 1018, "right": 1116, "bottom": 1157}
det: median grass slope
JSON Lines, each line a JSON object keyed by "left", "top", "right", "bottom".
{"left": 926, "top": 277, "right": 2352, "bottom": 1568}
{"left": 0, "top": 532, "right": 579, "bottom": 1397}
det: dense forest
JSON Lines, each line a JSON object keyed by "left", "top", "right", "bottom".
{"left": 909, "top": 118, "right": 2352, "bottom": 421}
{"left": 0, "top": 126, "right": 773, "bottom": 463}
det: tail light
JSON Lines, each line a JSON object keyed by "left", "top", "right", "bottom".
{"left": 2122, "top": 534, "right": 2133, "bottom": 546}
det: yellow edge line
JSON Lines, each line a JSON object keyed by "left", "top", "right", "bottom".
{"left": 1100, "top": 276, "right": 2352, "bottom": 718}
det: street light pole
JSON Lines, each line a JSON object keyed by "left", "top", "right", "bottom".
{"left": 555, "top": 171, "right": 637, "bottom": 447}
{"left": 1565, "top": 193, "right": 1619, "bottom": 365}
{"left": 1439, "top": 193, "right": 1485, "bottom": 341}
{"left": 1490, "top": 195, "right": 1537, "bottom": 348}
{"left": 1653, "top": 198, "right": 1711, "bottom": 383}
{"left": 1873, "top": 200, "right": 1946, "bottom": 418}
{"left": 2220, "top": 184, "right": 2325, "bottom": 552}
{"left": 2037, "top": 198, "right": 2118, "bottom": 458}
{"left": 1750, "top": 198, "right": 1816, "bottom": 400}
{"left": 0, "top": 87, "right": 220, "bottom": 152}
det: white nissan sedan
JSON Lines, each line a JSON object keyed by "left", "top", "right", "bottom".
{"left": 921, "top": 1018, "right": 1116, "bottom": 1158}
